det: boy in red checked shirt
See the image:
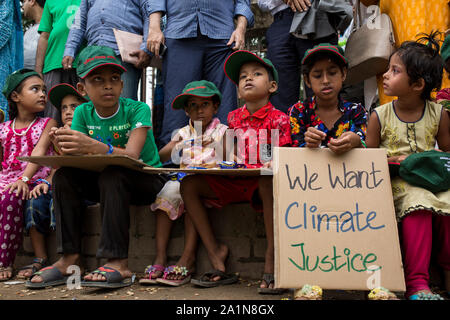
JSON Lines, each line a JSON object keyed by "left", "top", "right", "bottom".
{"left": 181, "top": 51, "right": 291, "bottom": 294}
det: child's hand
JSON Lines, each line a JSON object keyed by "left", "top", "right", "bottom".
{"left": 53, "top": 128, "right": 97, "bottom": 155}
{"left": 262, "top": 160, "right": 273, "bottom": 169}
{"left": 304, "top": 127, "right": 326, "bottom": 148}
{"left": 29, "top": 183, "right": 49, "bottom": 199}
{"left": 3, "top": 180, "right": 30, "bottom": 200}
{"left": 327, "top": 132, "right": 362, "bottom": 154}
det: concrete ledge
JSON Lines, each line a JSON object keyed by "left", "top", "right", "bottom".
{"left": 15, "top": 203, "right": 267, "bottom": 279}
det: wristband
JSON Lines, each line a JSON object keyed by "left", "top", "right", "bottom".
{"left": 106, "top": 143, "right": 114, "bottom": 155}
{"left": 19, "top": 176, "right": 31, "bottom": 185}
{"left": 36, "top": 179, "right": 51, "bottom": 188}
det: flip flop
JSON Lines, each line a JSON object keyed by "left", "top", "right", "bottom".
{"left": 408, "top": 291, "right": 444, "bottom": 300}
{"left": 156, "top": 265, "right": 193, "bottom": 287}
{"left": 81, "top": 266, "right": 136, "bottom": 289}
{"left": 257, "top": 273, "right": 286, "bottom": 295}
{"left": 25, "top": 266, "right": 68, "bottom": 289}
{"left": 139, "top": 264, "right": 165, "bottom": 285}
{"left": 191, "top": 269, "right": 239, "bottom": 288}
{"left": 16, "top": 257, "right": 48, "bottom": 280}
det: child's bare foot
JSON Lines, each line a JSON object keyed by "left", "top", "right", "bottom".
{"left": 260, "top": 248, "right": 274, "bottom": 290}
{"left": 0, "top": 266, "right": 13, "bottom": 281}
{"left": 207, "top": 243, "right": 229, "bottom": 282}
{"left": 163, "top": 255, "right": 196, "bottom": 281}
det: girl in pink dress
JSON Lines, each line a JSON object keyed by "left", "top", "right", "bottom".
{"left": 0, "top": 69, "right": 57, "bottom": 281}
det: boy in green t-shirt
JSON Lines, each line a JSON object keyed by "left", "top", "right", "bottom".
{"left": 36, "top": 0, "right": 81, "bottom": 124}
{"left": 27, "top": 45, "right": 166, "bottom": 289}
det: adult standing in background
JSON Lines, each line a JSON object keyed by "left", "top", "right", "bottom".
{"left": 147, "top": 1, "right": 254, "bottom": 147}
{"left": 360, "top": 0, "right": 450, "bottom": 105}
{"left": 62, "top": 0, "right": 152, "bottom": 101}
{"left": 258, "top": 0, "right": 352, "bottom": 113}
{"left": 22, "top": 0, "right": 45, "bottom": 70}
{"left": 0, "top": 0, "right": 23, "bottom": 121}
{"left": 36, "top": 0, "right": 81, "bottom": 125}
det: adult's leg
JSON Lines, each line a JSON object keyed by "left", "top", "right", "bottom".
{"left": 266, "top": 9, "right": 303, "bottom": 113}
{"left": 180, "top": 175, "right": 228, "bottom": 276}
{"left": 401, "top": 210, "right": 433, "bottom": 298}
{"left": 203, "top": 36, "right": 238, "bottom": 123}
{"left": 120, "top": 60, "right": 142, "bottom": 101}
{"left": 159, "top": 38, "right": 204, "bottom": 146}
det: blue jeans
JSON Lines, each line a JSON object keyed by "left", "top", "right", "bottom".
{"left": 120, "top": 60, "right": 142, "bottom": 101}
{"left": 266, "top": 8, "right": 338, "bottom": 113}
{"left": 24, "top": 191, "right": 55, "bottom": 235}
{"left": 158, "top": 35, "right": 238, "bottom": 146}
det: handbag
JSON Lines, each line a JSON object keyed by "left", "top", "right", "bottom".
{"left": 399, "top": 150, "right": 450, "bottom": 193}
{"left": 344, "top": 0, "right": 396, "bottom": 85}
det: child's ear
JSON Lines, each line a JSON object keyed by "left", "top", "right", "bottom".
{"left": 341, "top": 67, "right": 348, "bottom": 82}
{"left": 76, "top": 82, "right": 87, "bottom": 97}
{"left": 10, "top": 91, "right": 20, "bottom": 103}
{"left": 303, "top": 74, "right": 312, "bottom": 89}
{"left": 269, "top": 80, "right": 278, "bottom": 95}
{"left": 412, "top": 78, "right": 425, "bottom": 93}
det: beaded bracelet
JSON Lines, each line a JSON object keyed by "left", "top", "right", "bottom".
{"left": 36, "top": 179, "right": 51, "bottom": 187}
{"left": 106, "top": 143, "right": 114, "bottom": 155}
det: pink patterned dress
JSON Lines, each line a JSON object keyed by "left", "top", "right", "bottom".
{"left": 0, "top": 117, "right": 52, "bottom": 268}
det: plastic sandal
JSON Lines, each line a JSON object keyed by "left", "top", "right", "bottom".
{"left": 139, "top": 264, "right": 165, "bottom": 285}
{"left": 156, "top": 265, "right": 192, "bottom": 287}
{"left": 408, "top": 292, "right": 444, "bottom": 300}
{"left": 17, "top": 257, "right": 48, "bottom": 279}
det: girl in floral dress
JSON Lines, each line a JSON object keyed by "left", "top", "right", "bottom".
{"left": 0, "top": 69, "right": 56, "bottom": 280}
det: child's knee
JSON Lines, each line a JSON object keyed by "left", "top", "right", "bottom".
{"left": 180, "top": 175, "right": 200, "bottom": 197}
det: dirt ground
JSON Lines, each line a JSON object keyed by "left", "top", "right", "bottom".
{"left": 0, "top": 273, "right": 370, "bottom": 301}
{"left": 0, "top": 273, "right": 447, "bottom": 301}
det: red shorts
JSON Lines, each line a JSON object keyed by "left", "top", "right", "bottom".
{"left": 203, "top": 175, "right": 262, "bottom": 211}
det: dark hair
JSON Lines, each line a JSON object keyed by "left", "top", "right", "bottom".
{"left": 394, "top": 31, "right": 443, "bottom": 100}
{"left": 7, "top": 81, "right": 27, "bottom": 120}
{"left": 36, "top": 0, "right": 46, "bottom": 8}
{"left": 302, "top": 52, "right": 347, "bottom": 77}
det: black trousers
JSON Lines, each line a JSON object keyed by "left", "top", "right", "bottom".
{"left": 53, "top": 166, "right": 166, "bottom": 259}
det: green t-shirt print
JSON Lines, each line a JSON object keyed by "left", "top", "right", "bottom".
{"left": 71, "top": 97, "right": 162, "bottom": 167}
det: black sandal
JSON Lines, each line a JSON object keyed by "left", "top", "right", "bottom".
{"left": 17, "top": 257, "right": 48, "bottom": 279}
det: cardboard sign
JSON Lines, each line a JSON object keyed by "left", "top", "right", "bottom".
{"left": 19, "top": 155, "right": 262, "bottom": 176}
{"left": 273, "top": 148, "right": 405, "bottom": 291}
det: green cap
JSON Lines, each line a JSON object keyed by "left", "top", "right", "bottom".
{"left": 48, "top": 83, "right": 88, "bottom": 110}
{"left": 441, "top": 35, "right": 450, "bottom": 62}
{"left": 76, "top": 45, "right": 127, "bottom": 79}
{"left": 2, "top": 68, "right": 41, "bottom": 99}
{"left": 171, "top": 80, "right": 222, "bottom": 110}
{"left": 302, "top": 43, "right": 348, "bottom": 66}
{"left": 224, "top": 50, "right": 279, "bottom": 86}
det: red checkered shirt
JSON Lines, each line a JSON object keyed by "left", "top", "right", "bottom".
{"left": 227, "top": 102, "right": 292, "bottom": 168}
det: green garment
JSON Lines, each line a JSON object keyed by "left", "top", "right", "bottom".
{"left": 71, "top": 97, "right": 162, "bottom": 168}
{"left": 38, "top": 0, "right": 81, "bottom": 73}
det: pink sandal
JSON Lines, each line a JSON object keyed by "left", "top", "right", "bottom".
{"left": 139, "top": 264, "right": 165, "bottom": 285}
{"left": 156, "top": 265, "right": 192, "bottom": 287}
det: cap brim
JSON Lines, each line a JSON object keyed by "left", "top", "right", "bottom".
{"left": 171, "top": 93, "right": 218, "bottom": 110}
{"left": 79, "top": 62, "right": 127, "bottom": 79}
{"left": 302, "top": 48, "right": 348, "bottom": 66}
{"left": 48, "top": 84, "right": 88, "bottom": 109}
{"left": 224, "top": 51, "right": 274, "bottom": 85}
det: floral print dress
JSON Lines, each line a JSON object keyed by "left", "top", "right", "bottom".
{"left": 288, "top": 97, "right": 368, "bottom": 148}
